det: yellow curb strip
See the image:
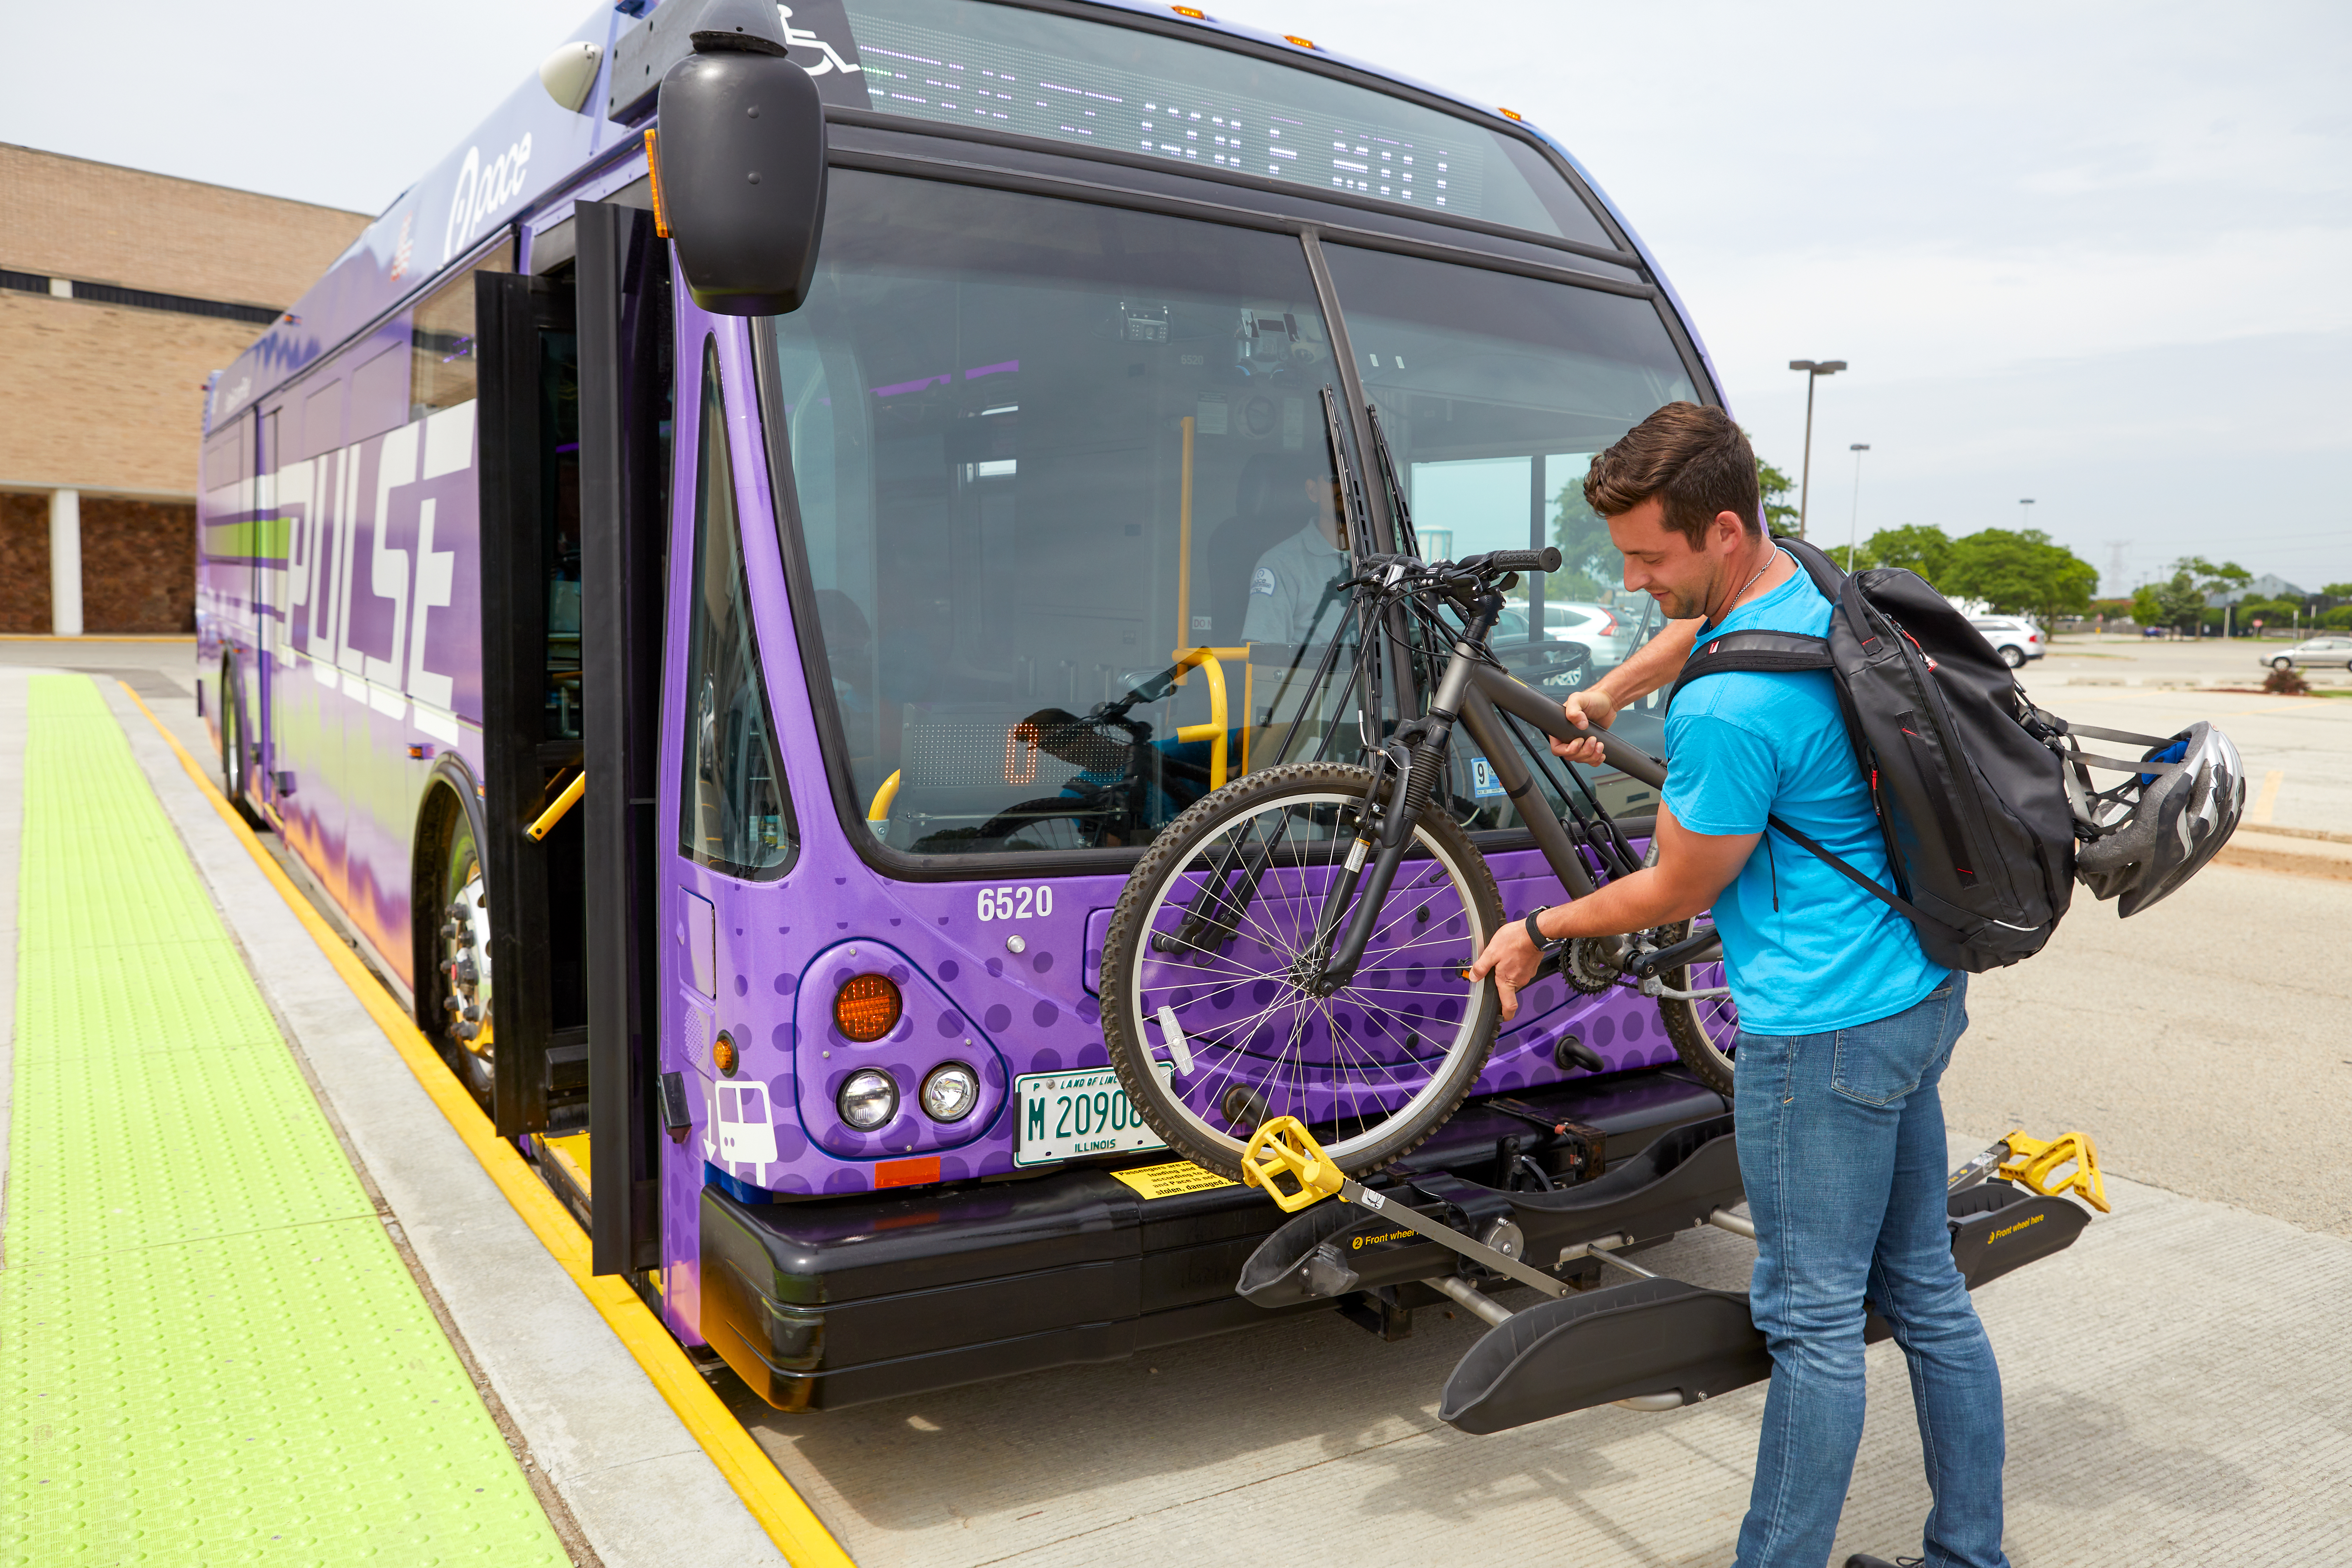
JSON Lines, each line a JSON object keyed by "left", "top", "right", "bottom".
{"left": 119, "top": 682, "right": 853, "bottom": 1568}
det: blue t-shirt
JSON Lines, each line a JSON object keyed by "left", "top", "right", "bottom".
{"left": 1661, "top": 564, "right": 1948, "bottom": 1035}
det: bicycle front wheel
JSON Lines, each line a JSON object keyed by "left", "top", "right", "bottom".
{"left": 1100, "top": 762, "right": 1504, "bottom": 1178}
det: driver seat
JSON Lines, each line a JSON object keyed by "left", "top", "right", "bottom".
{"left": 1200, "top": 453, "right": 1315, "bottom": 647}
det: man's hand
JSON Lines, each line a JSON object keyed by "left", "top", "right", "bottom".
{"left": 1549, "top": 688, "right": 1619, "bottom": 767}
{"left": 1466, "top": 917, "right": 1547, "bottom": 1022}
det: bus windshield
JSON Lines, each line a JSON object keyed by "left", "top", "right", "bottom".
{"left": 1329, "top": 243, "right": 1698, "bottom": 827}
{"left": 772, "top": 175, "right": 1696, "bottom": 858}
{"left": 833, "top": 0, "right": 1613, "bottom": 245}
{"left": 773, "top": 170, "right": 1348, "bottom": 856}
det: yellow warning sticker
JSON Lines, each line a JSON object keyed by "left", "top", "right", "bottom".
{"left": 1110, "top": 1160, "right": 1239, "bottom": 1200}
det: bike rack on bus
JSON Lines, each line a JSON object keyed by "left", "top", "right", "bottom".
{"left": 1234, "top": 1117, "right": 2101, "bottom": 1434}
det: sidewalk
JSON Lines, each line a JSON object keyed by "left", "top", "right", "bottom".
{"left": 1, "top": 672, "right": 798, "bottom": 1566}
{"left": 1, "top": 675, "right": 566, "bottom": 1562}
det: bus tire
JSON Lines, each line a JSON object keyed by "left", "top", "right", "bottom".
{"left": 412, "top": 768, "right": 495, "bottom": 1105}
{"left": 217, "top": 655, "right": 265, "bottom": 828}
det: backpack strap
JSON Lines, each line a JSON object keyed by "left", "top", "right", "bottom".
{"left": 1667, "top": 630, "right": 1832, "bottom": 709}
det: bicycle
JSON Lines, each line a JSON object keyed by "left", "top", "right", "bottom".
{"left": 1100, "top": 543, "right": 1738, "bottom": 1180}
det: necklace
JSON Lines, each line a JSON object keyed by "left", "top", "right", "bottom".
{"left": 1710, "top": 548, "right": 1785, "bottom": 624}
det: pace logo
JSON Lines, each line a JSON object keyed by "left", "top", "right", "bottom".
{"left": 443, "top": 133, "right": 535, "bottom": 266}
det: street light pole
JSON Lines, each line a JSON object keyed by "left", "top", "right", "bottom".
{"left": 2019, "top": 498, "right": 2036, "bottom": 530}
{"left": 1788, "top": 359, "right": 1847, "bottom": 541}
{"left": 1846, "top": 443, "right": 1871, "bottom": 570}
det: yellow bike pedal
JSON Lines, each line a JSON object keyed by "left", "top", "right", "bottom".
{"left": 1240, "top": 1116, "right": 1347, "bottom": 1212}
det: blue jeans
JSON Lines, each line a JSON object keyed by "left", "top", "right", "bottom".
{"left": 1732, "top": 976, "right": 2007, "bottom": 1568}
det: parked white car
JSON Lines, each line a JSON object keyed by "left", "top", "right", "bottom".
{"left": 1970, "top": 615, "right": 2045, "bottom": 668}
{"left": 1499, "top": 599, "right": 1630, "bottom": 664}
{"left": 2261, "top": 636, "right": 2352, "bottom": 673}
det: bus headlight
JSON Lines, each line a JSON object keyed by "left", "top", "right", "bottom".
{"left": 838, "top": 1069, "right": 898, "bottom": 1131}
{"left": 920, "top": 1063, "right": 979, "bottom": 1123}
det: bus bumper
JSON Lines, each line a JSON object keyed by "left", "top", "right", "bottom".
{"left": 700, "top": 1067, "right": 1728, "bottom": 1411}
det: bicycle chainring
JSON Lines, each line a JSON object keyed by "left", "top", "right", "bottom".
{"left": 1562, "top": 936, "right": 1622, "bottom": 995}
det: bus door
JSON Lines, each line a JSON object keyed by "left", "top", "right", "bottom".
{"left": 573, "top": 199, "right": 674, "bottom": 1277}
{"left": 475, "top": 266, "right": 588, "bottom": 1139}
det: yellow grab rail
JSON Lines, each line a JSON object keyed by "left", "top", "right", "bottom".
{"left": 866, "top": 769, "right": 902, "bottom": 835}
{"left": 1170, "top": 646, "right": 1246, "bottom": 792}
{"left": 526, "top": 771, "right": 585, "bottom": 842}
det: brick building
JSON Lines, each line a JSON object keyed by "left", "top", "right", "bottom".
{"left": 0, "top": 144, "right": 369, "bottom": 634}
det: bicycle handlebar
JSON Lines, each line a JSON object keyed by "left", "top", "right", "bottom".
{"left": 1480, "top": 547, "right": 1563, "bottom": 575}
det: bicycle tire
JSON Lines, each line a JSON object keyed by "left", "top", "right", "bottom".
{"left": 1643, "top": 843, "right": 1740, "bottom": 1095}
{"left": 1100, "top": 762, "right": 1504, "bottom": 1178}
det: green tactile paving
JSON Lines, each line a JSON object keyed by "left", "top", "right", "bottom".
{"left": 1, "top": 1220, "right": 565, "bottom": 1566}
{"left": 4, "top": 676, "right": 568, "bottom": 1564}
{"left": 6, "top": 1040, "right": 368, "bottom": 1268}
{"left": 13, "top": 940, "right": 282, "bottom": 1058}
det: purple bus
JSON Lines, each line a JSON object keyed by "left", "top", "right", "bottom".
{"left": 195, "top": 0, "right": 1738, "bottom": 1410}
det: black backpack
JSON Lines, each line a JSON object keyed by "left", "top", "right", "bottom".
{"left": 1667, "top": 536, "right": 2075, "bottom": 973}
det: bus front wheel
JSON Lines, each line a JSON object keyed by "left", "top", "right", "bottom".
{"left": 415, "top": 780, "right": 495, "bottom": 1106}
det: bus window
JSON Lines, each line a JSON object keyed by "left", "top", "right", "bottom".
{"left": 767, "top": 171, "right": 1346, "bottom": 856}
{"left": 680, "top": 342, "right": 796, "bottom": 879}
{"left": 1323, "top": 242, "right": 1698, "bottom": 827}
{"left": 409, "top": 238, "right": 513, "bottom": 420}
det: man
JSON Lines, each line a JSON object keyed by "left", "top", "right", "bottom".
{"left": 1241, "top": 471, "right": 1353, "bottom": 648}
{"left": 1468, "top": 403, "right": 2006, "bottom": 1568}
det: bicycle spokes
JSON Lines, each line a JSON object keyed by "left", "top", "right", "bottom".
{"left": 1127, "top": 790, "right": 1487, "bottom": 1163}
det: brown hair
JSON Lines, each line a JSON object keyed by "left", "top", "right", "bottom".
{"left": 1582, "top": 402, "right": 1761, "bottom": 548}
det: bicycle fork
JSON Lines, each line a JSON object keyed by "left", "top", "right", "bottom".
{"left": 1309, "top": 641, "right": 1480, "bottom": 989}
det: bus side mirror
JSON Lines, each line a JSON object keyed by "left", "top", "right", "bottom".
{"left": 653, "top": 1, "right": 828, "bottom": 316}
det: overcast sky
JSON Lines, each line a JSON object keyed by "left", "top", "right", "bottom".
{"left": 9, "top": 0, "right": 2347, "bottom": 594}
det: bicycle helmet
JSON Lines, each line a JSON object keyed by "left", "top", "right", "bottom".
{"left": 2071, "top": 720, "right": 2244, "bottom": 918}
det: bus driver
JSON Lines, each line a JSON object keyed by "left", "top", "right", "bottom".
{"left": 1241, "top": 472, "right": 1354, "bottom": 648}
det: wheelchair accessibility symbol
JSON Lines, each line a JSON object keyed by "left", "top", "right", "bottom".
{"left": 779, "top": 5, "right": 863, "bottom": 76}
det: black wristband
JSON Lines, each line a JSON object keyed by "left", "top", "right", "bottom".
{"left": 1524, "top": 905, "right": 1552, "bottom": 948}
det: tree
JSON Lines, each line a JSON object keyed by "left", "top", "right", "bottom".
{"left": 1857, "top": 524, "right": 1954, "bottom": 585}
{"left": 1941, "top": 528, "right": 2098, "bottom": 631}
{"left": 2320, "top": 605, "right": 2352, "bottom": 629}
{"left": 2174, "top": 556, "right": 2252, "bottom": 599}
{"left": 2322, "top": 582, "right": 2352, "bottom": 598}
{"left": 1548, "top": 479, "right": 1615, "bottom": 602}
{"left": 2138, "top": 570, "right": 2207, "bottom": 634}
{"left": 1757, "top": 457, "right": 1799, "bottom": 534}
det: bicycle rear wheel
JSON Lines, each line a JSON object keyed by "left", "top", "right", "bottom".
{"left": 1651, "top": 911, "right": 1738, "bottom": 1096}
{"left": 1101, "top": 762, "right": 1504, "bottom": 1178}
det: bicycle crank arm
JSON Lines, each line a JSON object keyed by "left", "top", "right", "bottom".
{"left": 1631, "top": 927, "right": 1722, "bottom": 981}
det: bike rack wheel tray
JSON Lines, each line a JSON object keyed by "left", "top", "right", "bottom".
{"left": 1234, "top": 1123, "right": 2100, "bottom": 1434}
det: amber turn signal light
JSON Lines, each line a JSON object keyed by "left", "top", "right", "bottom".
{"left": 713, "top": 1030, "right": 738, "bottom": 1077}
{"left": 834, "top": 974, "right": 902, "bottom": 1042}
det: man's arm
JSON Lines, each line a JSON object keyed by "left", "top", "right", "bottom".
{"left": 1550, "top": 617, "right": 1700, "bottom": 766}
{"left": 1465, "top": 802, "right": 1756, "bottom": 1020}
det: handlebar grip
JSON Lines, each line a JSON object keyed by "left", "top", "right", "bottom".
{"left": 1488, "top": 547, "right": 1562, "bottom": 573}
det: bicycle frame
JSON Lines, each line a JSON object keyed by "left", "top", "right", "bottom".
{"left": 1315, "top": 592, "right": 1672, "bottom": 988}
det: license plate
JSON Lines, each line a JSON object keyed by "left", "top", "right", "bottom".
{"left": 1014, "top": 1068, "right": 1167, "bottom": 1167}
